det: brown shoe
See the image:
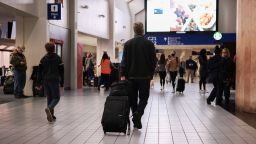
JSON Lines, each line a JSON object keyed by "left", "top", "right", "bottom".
{"left": 45, "top": 108, "right": 54, "bottom": 122}
{"left": 50, "top": 109, "right": 56, "bottom": 121}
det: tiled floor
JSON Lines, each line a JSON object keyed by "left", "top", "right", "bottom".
{"left": 0, "top": 82, "right": 256, "bottom": 144}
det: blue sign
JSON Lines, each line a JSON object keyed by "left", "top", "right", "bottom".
{"left": 48, "top": 3, "right": 61, "bottom": 20}
{"left": 154, "top": 9, "right": 163, "bottom": 14}
{"left": 145, "top": 33, "right": 236, "bottom": 45}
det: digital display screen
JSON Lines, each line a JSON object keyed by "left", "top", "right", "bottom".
{"left": 146, "top": 0, "right": 218, "bottom": 32}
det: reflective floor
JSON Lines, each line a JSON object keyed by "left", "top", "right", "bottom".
{"left": 0, "top": 82, "right": 256, "bottom": 144}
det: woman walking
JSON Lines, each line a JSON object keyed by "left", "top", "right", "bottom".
{"left": 198, "top": 49, "right": 208, "bottom": 93}
{"left": 158, "top": 54, "right": 167, "bottom": 91}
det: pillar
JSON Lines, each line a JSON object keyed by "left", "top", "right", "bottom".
{"left": 236, "top": 0, "right": 256, "bottom": 113}
{"left": 69, "top": 0, "right": 78, "bottom": 89}
{"left": 16, "top": 0, "right": 48, "bottom": 96}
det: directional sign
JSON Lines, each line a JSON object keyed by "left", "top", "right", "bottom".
{"left": 145, "top": 33, "right": 236, "bottom": 45}
{"left": 48, "top": 3, "right": 61, "bottom": 20}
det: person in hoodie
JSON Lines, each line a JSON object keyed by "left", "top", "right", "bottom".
{"left": 37, "top": 42, "right": 64, "bottom": 122}
{"left": 206, "top": 46, "right": 223, "bottom": 105}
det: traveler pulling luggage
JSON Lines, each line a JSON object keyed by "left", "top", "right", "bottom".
{"left": 101, "top": 80, "right": 131, "bottom": 135}
{"left": 176, "top": 77, "right": 185, "bottom": 93}
{"left": 176, "top": 67, "right": 185, "bottom": 93}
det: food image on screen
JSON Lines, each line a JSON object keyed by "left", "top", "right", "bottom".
{"left": 185, "top": 19, "right": 200, "bottom": 31}
{"left": 146, "top": 0, "right": 217, "bottom": 32}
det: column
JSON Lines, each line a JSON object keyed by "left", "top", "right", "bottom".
{"left": 69, "top": 0, "right": 78, "bottom": 89}
{"left": 236, "top": 0, "right": 256, "bottom": 112}
{"left": 16, "top": 0, "right": 48, "bottom": 96}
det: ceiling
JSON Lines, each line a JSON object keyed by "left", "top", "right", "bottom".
{"left": 0, "top": 3, "right": 16, "bottom": 18}
{"left": 77, "top": 33, "right": 97, "bottom": 47}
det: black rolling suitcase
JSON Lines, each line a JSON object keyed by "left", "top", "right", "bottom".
{"left": 101, "top": 80, "right": 131, "bottom": 135}
{"left": 176, "top": 78, "right": 185, "bottom": 93}
{"left": 3, "top": 75, "right": 14, "bottom": 94}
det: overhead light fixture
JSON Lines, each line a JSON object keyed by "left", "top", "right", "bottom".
{"left": 98, "top": 14, "right": 105, "bottom": 18}
{"left": 81, "top": 5, "right": 88, "bottom": 9}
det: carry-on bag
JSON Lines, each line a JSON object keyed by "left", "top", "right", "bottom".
{"left": 176, "top": 78, "right": 185, "bottom": 93}
{"left": 101, "top": 80, "right": 131, "bottom": 135}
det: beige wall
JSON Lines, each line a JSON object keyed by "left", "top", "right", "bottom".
{"left": 236, "top": 0, "right": 256, "bottom": 113}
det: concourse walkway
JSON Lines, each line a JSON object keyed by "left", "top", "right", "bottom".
{"left": 0, "top": 83, "right": 256, "bottom": 144}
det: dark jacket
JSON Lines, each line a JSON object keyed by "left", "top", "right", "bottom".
{"left": 207, "top": 55, "right": 223, "bottom": 82}
{"left": 10, "top": 53, "right": 27, "bottom": 71}
{"left": 120, "top": 35, "right": 157, "bottom": 79}
{"left": 198, "top": 55, "right": 208, "bottom": 78}
{"left": 37, "top": 53, "right": 64, "bottom": 86}
{"left": 186, "top": 59, "right": 197, "bottom": 70}
{"left": 222, "top": 57, "right": 235, "bottom": 80}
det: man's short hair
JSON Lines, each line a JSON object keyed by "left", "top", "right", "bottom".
{"left": 45, "top": 42, "right": 55, "bottom": 53}
{"left": 133, "top": 22, "right": 144, "bottom": 35}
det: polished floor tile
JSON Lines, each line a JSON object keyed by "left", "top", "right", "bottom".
{"left": 0, "top": 82, "right": 256, "bottom": 144}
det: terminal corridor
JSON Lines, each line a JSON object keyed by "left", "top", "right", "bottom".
{"left": 0, "top": 83, "right": 256, "bottom": 144}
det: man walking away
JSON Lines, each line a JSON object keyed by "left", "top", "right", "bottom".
{"left": 120, "top": 22, "right": 157, "bottom": 129}
{"left": 37, "top": 42, "right": 64, "bottom": 122}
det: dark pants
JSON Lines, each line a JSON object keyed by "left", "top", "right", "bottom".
{"left": 13, "top": 69, "right": 26, "bottom": 97}
{"left": 169, "top": 71, "right": 177, "bottom": 89}
{"left": 199, "top": 76, "right": 207, "bottom": 90}
{"left": 86, "top": 68, "right": 94, "bottom": 85}
{"left": 223, "top": 84, "right": 230, "bottom": 105}
{"left": 207, "top": 79, "right": 223, "bottom": 105}
{"left": 44, "top": 81, "right": 60, "bottom": 109}
{"left": 159, "top": 71, "right": 166, "bottom": 87}
{"left": 129, "top": 79, "right": 151, "bottom": 116}
{"left": 99, "top": 74, "right": 110, "bottom": 90}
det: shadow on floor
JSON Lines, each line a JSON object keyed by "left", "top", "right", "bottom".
{"left": 221, "top": 93, "right": 256, "bottom": 129}
{"left": 0, "top": 87, "right": 15, "bottom": 104}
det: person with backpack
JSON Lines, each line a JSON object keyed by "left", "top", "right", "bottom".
{"left": 37, "top": 42, "right": 64, "bottom": 122}
{"left": 185, "top": 56, "right": 197, "bottom": 83}
{"left": 166, "top": 51, "right": 179, "bottom": 93}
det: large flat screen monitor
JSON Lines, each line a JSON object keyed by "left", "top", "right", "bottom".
{"left": 146, "top": 0, "right": 218, "bottom": 33}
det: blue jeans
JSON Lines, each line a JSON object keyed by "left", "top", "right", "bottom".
{"left": 13, "top": 69, "right": 26, "bottom": 96}
{"left": 44, "top": 81, "right": 60, "bottom": 109}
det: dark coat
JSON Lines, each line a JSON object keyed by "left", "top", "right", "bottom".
{"left": 186, "top": 59, "right": 197, "bottom": 70}
{"left": 207, "top": 55, "right": 223, "bottom": 82}
{"left": 222, "top": 57, "right": 235, "bottom": 80}
{"left": 120, "top": 35, "right": 157, "bottom": 79}
{"left": 37, "top": 53, "right": 64, "bottom": 86}
{"left": 198, "top": 55, "right": 208, "bottom": 78}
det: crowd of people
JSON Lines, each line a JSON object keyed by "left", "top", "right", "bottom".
{"left": 3, "top": 22, "right": 235, "bottom": 127}
{"left": 154, "top": 46, "right": 235, "bottom": 108}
